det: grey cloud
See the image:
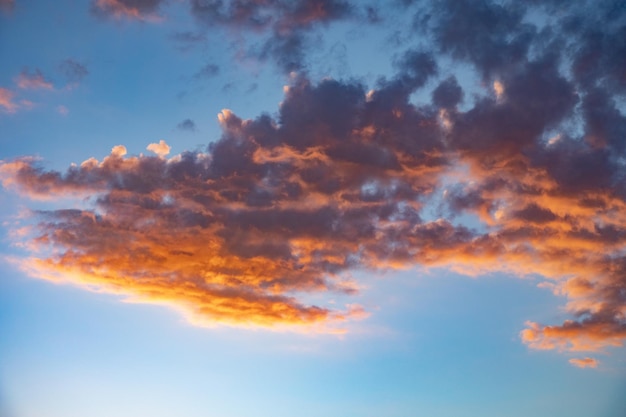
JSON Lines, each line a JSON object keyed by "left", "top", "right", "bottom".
{"left": 170, "top": 31, "right": 207, "bottom": 51}
{"left": 194, "top": 63, "right": 220, "bottom": 79}
{"left": 432, "top": 76, "right": 463, "bottom": 108}
{"left": 177, "top": 119, "right": 197, "bottom": 131}
{"left": 59, "top": 59, "right": 89, "bottom": 84}
{"left": 190, "top": 0, "right": 355, "bottom": 73}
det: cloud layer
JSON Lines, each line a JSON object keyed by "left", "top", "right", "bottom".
{"left": 1, "top": 0, "right": 625, "bottom": 363}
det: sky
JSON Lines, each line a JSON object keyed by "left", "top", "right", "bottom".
{"left": 1, "top": 0, "right": 626, "bottom": 416}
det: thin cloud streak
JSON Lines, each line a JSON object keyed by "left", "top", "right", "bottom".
{"left": 569, "top": 357, "right": 600, "bottom": 369}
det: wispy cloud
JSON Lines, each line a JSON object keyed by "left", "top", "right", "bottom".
{"left": 170, "top": 31, "right": 206, "bottom": 52}
{"left": 0, "top": 87, "right": 19, "bottom": 113}
{"left": 91, "top": 0, "right": 165, "bottom": 22}
{"left": 16, "top": 69, "right": 54, "bottom": 90}
{"left": 569, "top": 357, "right": 599, "bottom": 369}
{"left": 59, "top": 59, "right": 89, "bottom": 85}
{"left": 194, "top": 63, "right": 220, "bottom": 79}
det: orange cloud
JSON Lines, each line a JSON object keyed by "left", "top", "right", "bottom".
{"left": 521, "top": 320, "right": 626, "bottom": 352}
{"left": 569, "top": 357, "right": 599, "bottom": 369}
{"left": 93, "top": 0, "right": 164, "bottom": 22}
{"left": 2, "top": 68, "right": 626, "bottom": 358}
{"left": 147, "top": 139, "right": 171, "bottom": 157}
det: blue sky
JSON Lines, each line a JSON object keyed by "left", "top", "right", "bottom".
{"left": 1, "top": 1, "right": 626, "bottom": 416}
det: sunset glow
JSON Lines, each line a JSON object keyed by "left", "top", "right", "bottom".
{"left": 1, "top": 1, "right": 625, "bottom": 417}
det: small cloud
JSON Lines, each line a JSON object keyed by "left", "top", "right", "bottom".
{"left": 170, "top": 31, "right": 206, "bottom": 51}
{"left": 91, "top": 0, "right": 164, "bottom": 22}
{"left": 345, "top": 304, "right": 370, "bottom": 320}
{"left": 147, "top": 139, "right": 171, "bottom": 156}
{"left": 16, "top": 69, "right": 54, "bottom": 90}
{"left": 111, "top": 144, "right": 127, "bottom": 157}
{"left": 0, "top": 87, "right": 18, "bottom": 113}
{"left": 57, "top": 105, "right": 69, "bottom": 116}
{"left": 194, "top": 63, "right": 219, "bottom": 79}
{"left": 493, "top": 80, "right": 505, "bottom": 101}
{"left": 60, "top": 59, "right": 89, "bottom": 84}
{"left": 177, "top": 119, "right": 196, "bottom": 132}
{"left": 569, "top": 357, "right": 599, "bottom": 369}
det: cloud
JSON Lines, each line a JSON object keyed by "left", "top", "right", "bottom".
{"left": 0, "top": 87, "right": 19, "bottom": 113}
{"left": 59, "top": 59, "right": 89, "bottom": 85}
{"left": 91, "top": 0, "right": 165, "bottom": 21}
{"left": 0, "top": 76, "right": 450, "bottom": 329}
{"left": 424, "top": 0, "right": 534, "bottom": 77}
{"left": 190, "top": 0, "right": 357, "bottom": 72}
{"left": 569, "top": 357, "right": 599, "bottom": 369}
{"left": 170, "top": 31, "right": 206, "bottom": 51}
{"left": 16, "top": 69, "right": 54, "bottom": 90}
{"left": 146, "top": 139, "right": 171, "bottom": 156}
{"left": 177, "top": 119, "right": 196, "bottom": 131}
{"left": 3, "top": 61, "right": 626, "bottom": 345}
{"left": 0, "top": 88, "right": 33, "bottom": 114}
{"left": 393, "top": 49, "right": 438, "bottom": 92}
{"left": 111, "top": 144, "right": 127, "bottom": 157}
{"left": 1, "top": 0, "right": 626, "bottom": 361}
{"left": 432, "top": 76, "right": 463, "bottom": 109}
{"left": 194, "top": 63, "right": 219, "bottom": 79}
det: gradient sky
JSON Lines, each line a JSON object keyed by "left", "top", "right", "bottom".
{"left": 1, "top": 1, "right": 626, "bottom": 416}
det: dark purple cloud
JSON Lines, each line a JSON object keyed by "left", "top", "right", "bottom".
{"left": 424, "top": 0, "right": 534, "bottom": 77}
{"left": 190, "top": 0, "right": 355, "bottom": 72}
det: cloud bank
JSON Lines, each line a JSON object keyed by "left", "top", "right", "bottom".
{"left": 1, "top": 0, "right": 625, "bottom": 363}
